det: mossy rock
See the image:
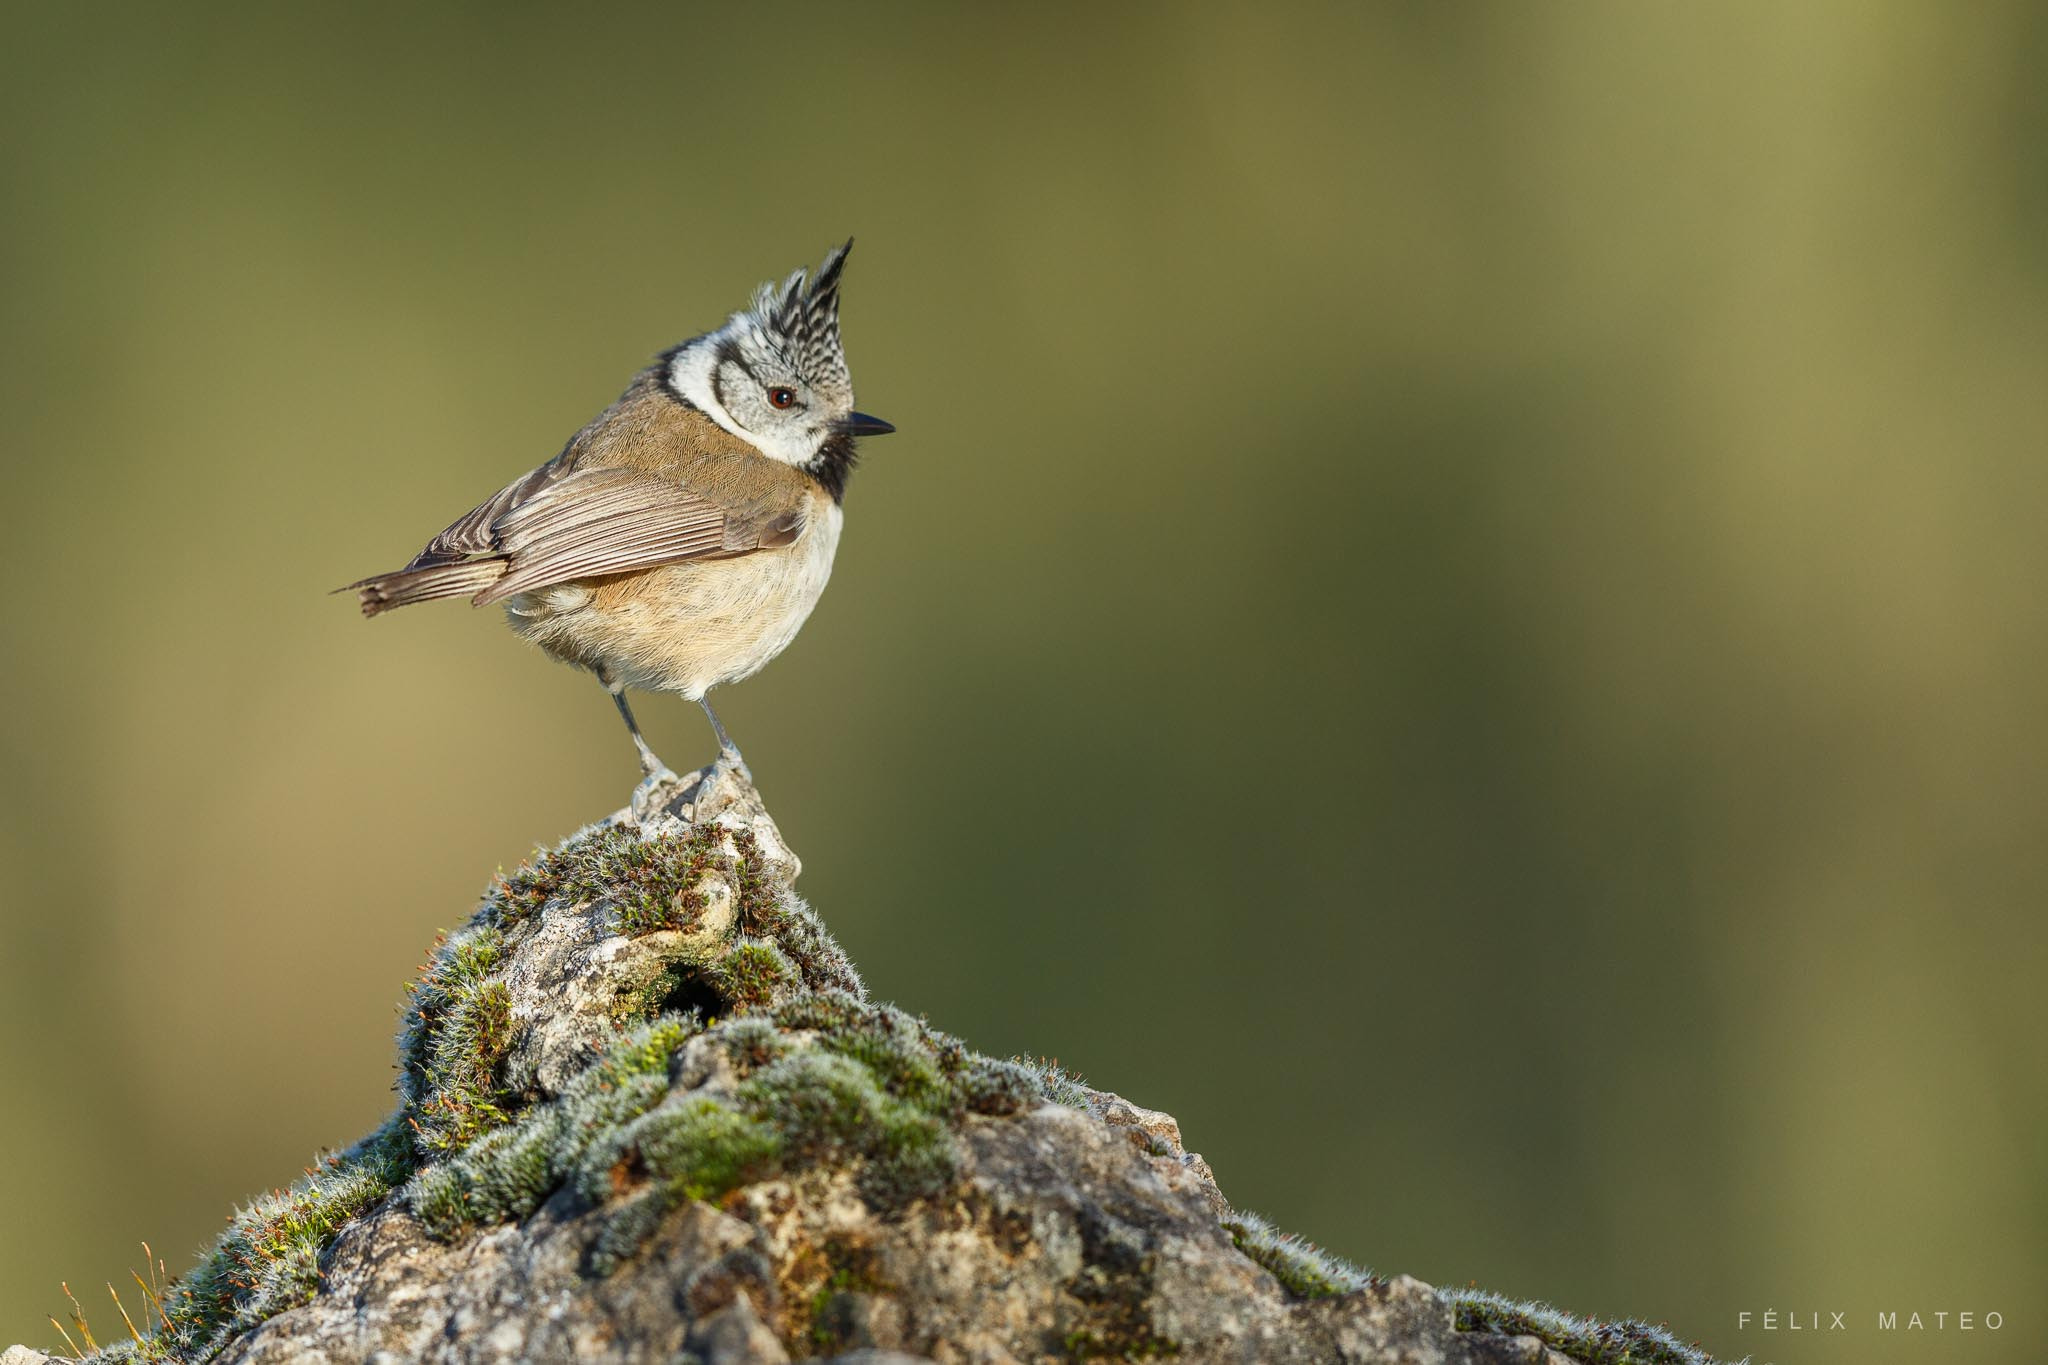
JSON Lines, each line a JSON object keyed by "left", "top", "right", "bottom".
{"left": 51, "top": 761, "right": 1723, "bottom": 1365}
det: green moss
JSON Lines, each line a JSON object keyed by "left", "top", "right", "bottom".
{"left": 768, "top": 992, "right": 983, "bottom": 1114}
{"left": 738, "top": 1050, "right": 957, "bottom": 1205}
{"left": 728, "top": 827, "right": 780, "bottom": 932}
{"left": 410, "top": 1016, "right": 700, "bottom": 1241}
{"left": 707, "top": 940, "right": 791, "bottom": 1011}
{"left": 409, "top": 1110, "right": 568, "bottom": 1236}
{"left": 771, "top": 989, "right": 866, "bottom": 1034}
{"left": 491, "top": 822, "right": 722, "bottom": 933}
{"left": 391, "top": 859, "right": 1002, "bottom": 1269}
{"left": 1221, "top": 1213, "right": 1371, "bottom": 1299}
{"left": 399, "top": 925, "right": 518, "bottom": 1155}
{"left": 135, "top": 1118, "right": 415, "bottom": 1363}
{"left": 571, "top": 1091, "right": 788, "bottom": 1275}
{"left": 1448, "top": 1288, "right": 1717, "bottom": 1365}
{"left": 416, "top": 997, "right": 1006, "bottom": 1272}
{"left": 81, "top": 808, "right": 1728, "bottom": 1365}
{"left": 488, "top": 822, "right": 862, "bottom": 1021}
{"left": 104, "top": 821, "right": 1147, "bottom": 1362}
{"left": 1023, "top": 1057, "right": 1094, "bottom": 1110}
{"left": 636, "top": 1096, "right": 785, "bottom": 1199}
{"left": 715, "top": 1014, "right": 793, "bottom": 1073}
{"left": 954, "top": 1057, "right": 1042, "bottom": 1115}
{"left": 565, "top": 1012, "right": 970, "bottom": 1269}
{"left": 811, "top": 1006, "right": 951, "bottom": 1112}
{"left": 747, "top": 888, "right": 864, "bottom": 997}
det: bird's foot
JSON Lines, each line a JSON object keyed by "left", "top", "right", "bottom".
{"left": 630, "top": 766, "right": 689, "bottom": 825}
{"left": 680, "top": 747, "right": 757, "bottom": 825}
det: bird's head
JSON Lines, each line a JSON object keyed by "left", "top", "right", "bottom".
{"left": 664, "top": 240, "right": 893, "bottom": 485}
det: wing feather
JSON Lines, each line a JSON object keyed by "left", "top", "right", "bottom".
{"left": 348, "top": 446, "right": 804, "bottom": 617}
{"left": 402, "top": 457, "right": 573, "bottom": 571}
{"left": 468, "top": 468, "right": 768, "bottom": 606}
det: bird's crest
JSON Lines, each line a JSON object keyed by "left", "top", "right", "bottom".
{"left": 745, "top": 239, "right": 853, "bottom": 404}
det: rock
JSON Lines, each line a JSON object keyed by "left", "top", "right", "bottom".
{"left": 686, "top": 1291, "right": 790, "bottom": 1364}
{"left": 18, "top": 755, "right": 1720, "bottom": 1365}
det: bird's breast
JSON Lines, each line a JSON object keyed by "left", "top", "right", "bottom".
{"left": 508, "top": 500, "right": 843, "bottom": 698}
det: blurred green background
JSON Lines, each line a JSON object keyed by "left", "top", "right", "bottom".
{"left": 3, "top": 3, "right": 2044, "bottom": 1362}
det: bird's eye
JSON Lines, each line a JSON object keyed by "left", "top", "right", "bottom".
{"left": 768, "top": 387, "right": 797, "bottom": 409}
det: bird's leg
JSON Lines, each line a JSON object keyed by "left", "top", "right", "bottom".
{"left": 698, "top": 695, "right": 746, "bottom": 770}
{"left": 600, "top": 672, "right": 672, "bottom": 779}
{"left": 603, "top": 675, "right": 688, "bottom": 824}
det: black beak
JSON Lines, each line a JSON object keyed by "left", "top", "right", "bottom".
{"left": 840, "top": 411, "right": 896, "bottom": 437}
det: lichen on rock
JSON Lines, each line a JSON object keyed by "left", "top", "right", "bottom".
{"left": 30, "top": 758, "right": 1724, "bottom": 1365}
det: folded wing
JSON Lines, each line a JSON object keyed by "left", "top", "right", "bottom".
{"left": 346, "top": 460, "right": 800, "bottom": 617}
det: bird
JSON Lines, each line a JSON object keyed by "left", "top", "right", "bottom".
{"left": 344, "top": 240, "right": 893, "bottom": 793}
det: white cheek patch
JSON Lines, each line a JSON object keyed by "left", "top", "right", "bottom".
{"left": 667, "top": 332, "right": 828, "bottom": 469}
{"left": 668, "top": 344, "right": 745, "bottom": 440}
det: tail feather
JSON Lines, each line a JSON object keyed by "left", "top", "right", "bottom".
{"left": 344, "top": 560, "right": 507, "bottom": 617}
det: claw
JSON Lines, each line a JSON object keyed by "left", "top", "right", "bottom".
{"left": 630, "top": 766, "right": 687, "bottom": 825}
